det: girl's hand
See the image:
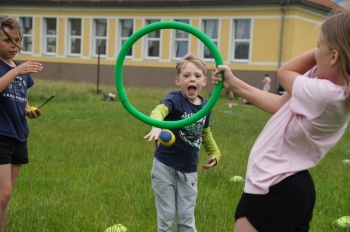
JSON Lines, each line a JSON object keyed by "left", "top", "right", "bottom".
{"left": 16, "top": 60, "right": 43, "bottom": 75}
{"left": 212, "top": 65, "right": 235, "bottom": 89}
{"left": 26, "top": 105, "right": 41, "bottom": 118}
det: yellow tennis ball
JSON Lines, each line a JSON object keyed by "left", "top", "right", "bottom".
{"left": 28, "top": 106, "right": 38, "bottom": 111}
{"left": 158, "top": 129, "right": 176, "bottom": 147}
{"left": 104, "top": 224, "right": 128, "bottom": 232}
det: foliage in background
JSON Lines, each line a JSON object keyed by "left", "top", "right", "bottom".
{"left": 6, "top": 79, "right": 350, "bottom": 231}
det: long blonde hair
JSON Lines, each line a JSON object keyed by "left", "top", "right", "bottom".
{"left": 321, "top": 12, "right": 350, "bottom": 101}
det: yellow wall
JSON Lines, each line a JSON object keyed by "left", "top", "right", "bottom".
{"left": 3, "top": 5, "right": 328, "bottom": 72}
{"left": 253, "top": 18, "right": 281, "bottom": 63}
{"left": 82, "top": 18, "right": 91, "bottom": 57}
{"left": 107, "top": 18, "right": 117, "bottom": 59}
{"left": 281, "top": 10, "right": 322, "bottom": 63}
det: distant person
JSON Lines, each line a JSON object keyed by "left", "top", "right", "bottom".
{"left": 144, "top": 53, "right": 221, "bottom": 232}
{"left": 229, "top": 91, "right": 234, "bottom": 107}
{"left": 277, "top": 83, "right": 285, "bottom": 95}
{"left": 0, "top": 17, "right": 43, "bottom": 232}
{"left": 262, "top": 74, "right": 271, "bottom": 92}
{"left": 211, "top": 11, "right": 350, "bottom": 232}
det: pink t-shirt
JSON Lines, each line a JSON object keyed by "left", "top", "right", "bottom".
{"left": 244, "top": 70, "right": 350, "bottom": 194}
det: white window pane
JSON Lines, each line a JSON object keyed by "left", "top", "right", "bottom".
{"left": 234, "top": 41, "right": 249, "bottom": 59}
{"left": 93, "top": 19, "right": 107, "bottom": 56}
{"left": 22, "top": 37, "right": 32, "bottom": 51}
{"left": 44, "top": 18, "right": 57, "bottom": 54}
{"left": 70, "top": 38, "right": 81, "bottom": 54}
{"left": 19, "top": 17, "right": 33, "bottom": 52}
{"left": 204, "top": 20, "right": 218, "bottom": 39}
{"left": 95, "top": 19, "right": 107, "bottom": 36}
{"left": 145, "top": 19, "right": 160, "bottom": 58}
{"left": 235, "top": 19, "right": 251, "bottom": 39}
{"left": 175, "top": 41, "right": 188, "bottom": 57}
{"left": 120, "top": 19, "right": 133, "bottom": 57}
{"left": 121, "top": 20, "right": 133, "bottom": 37}
{"left": 173, "top": 19, "right": 189, "bottom": 59}
{"left": 70, "top": 19, "right": 82, "bottom": 35}
{"left": 202, "top": 19, "right": 218, "bottom": 59}
{"left": 96, "top": 39, "right": 106, "bottom": 55}
{"left": 68, "top": 18, "right": 82, "bottom": 55}
{"left": 233, "top": 19, "right": 251, "bottom": 60}
{"left": 147, "top": 40, "right": 159, "bottom": 57}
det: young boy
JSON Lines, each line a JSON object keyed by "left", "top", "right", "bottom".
{"left": 144, "top": 53, "right": 221, "bottom": 232}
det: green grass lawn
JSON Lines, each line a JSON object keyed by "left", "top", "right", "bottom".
{"left": 5, "top": 79, "right": 350, "bottom": 231}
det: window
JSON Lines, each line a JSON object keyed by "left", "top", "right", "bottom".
{"left": 43, "top": 18, "right": 57, "bottom": 54}
{"left": 145, "top": 19, "right": 160, "bottom": 58}
{"left": 173, "top": 19, "right": 189, "bottom": 59}
{"left": 19, "top": 17, "right": 33, "bottom": 53}
{"left": 68, "top": 18, "right": 82, "bottom": 56}
{"left": 232, "top": 19, "right": 251, "bottom": 61}
{"left": 93, "top": 19, "right": 107, "bottom": 57}
{"left": 119, "top": 19, "right": 133, "bottom": 57}
{"left": 202, "top": 19, "right": 218, "bottom": 59}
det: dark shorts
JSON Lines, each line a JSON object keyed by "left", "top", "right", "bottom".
{"left": 0, "top": 135, "right": 28, "bottom": 165}
{"left": 235, "top": 170, "right": 316, "bottom": 232}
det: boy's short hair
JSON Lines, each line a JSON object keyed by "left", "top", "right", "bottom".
{"left": 176, "top": 53, "right": 207, "bottom": 75}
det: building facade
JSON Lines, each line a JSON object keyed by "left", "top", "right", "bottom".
{"left": 0, "top": 0, "right": 342, "bottom": 93}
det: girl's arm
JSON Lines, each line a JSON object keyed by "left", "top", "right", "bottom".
{"left": 277, "top": 49, "right": 316, "bottom": 94}
{"left": 0, "top": 60, "right": 42, "bottom": 92}
{"left": 212, "top": 67, "right": 290, "bottom": 114}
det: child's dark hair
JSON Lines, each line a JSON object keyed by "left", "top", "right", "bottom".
{"left": 0, "top": 17, "right": 24, "bottom": 51}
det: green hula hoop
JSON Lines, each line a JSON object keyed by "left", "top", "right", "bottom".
{"left": 115, "top": 21, "right": 223, "bottom": 129}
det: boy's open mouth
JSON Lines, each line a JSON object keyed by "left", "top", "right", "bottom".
{"left": 188, "top": 86, "right": 197, "bottom": 94}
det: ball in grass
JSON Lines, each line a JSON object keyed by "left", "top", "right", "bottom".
{"left": 334, "top": 216, "right": 350, "bottom": 229}
{"left": 158, "top": 129, "right": 176, "bottom": 147}
{"left": 229, "top": 176, "right": 244, "bottom": 183}
{"left": 104, "top": 224, "right": 128, "bottom": 232}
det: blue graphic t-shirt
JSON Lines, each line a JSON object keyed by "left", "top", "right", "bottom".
{"left": 0, "top": 60, "right": 34, "bottom": 141}
{"left": 154, "top": 90, "right": 211, "bottom": 172}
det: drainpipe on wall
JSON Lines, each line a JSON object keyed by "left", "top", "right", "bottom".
{"left": 277, "top": 1, "right": 286, "bottom": 94}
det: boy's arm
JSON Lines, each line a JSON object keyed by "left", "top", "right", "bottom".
{"left": 150, "top": 104, "right": 169, "bottom": 121}
{"left": 144, "top": 104, "right": 169, "bottom": 142}
{"left": 202, "top": 127, "right": 221, "bottom": 163}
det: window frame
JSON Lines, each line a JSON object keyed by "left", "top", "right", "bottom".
{"left": 231, "top": 18, "right": 252, "bottom": 62}
{"left": 67, "top": 18, "right": 82, "bottom": 57}
{"left": 19, "top": 16, "right": 33, "bottom": 54}
{"left": 172, "top": 19, "right": 190, "bottom": 60}
{"left": 144, "top": 19, "right": 161, "bottom": 60}
{"left": 43, "top": 17, "right": 57, "bottom": 55}
{"left": 201, "top": 19, "right": 219, "bottom": 61}
{"left": 92, "top": 18, "right": 107, "bottom": 58}
{"left": 119, "top": 19, "right": 134, "bottom": 58}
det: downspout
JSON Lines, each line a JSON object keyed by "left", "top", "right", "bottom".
{"left": 277, "top": 1, "right": 285, "bottom": 93}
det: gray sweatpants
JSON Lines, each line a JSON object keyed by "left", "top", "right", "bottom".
{"left": 151, "top": 158, "right": 198, "bottom": 232}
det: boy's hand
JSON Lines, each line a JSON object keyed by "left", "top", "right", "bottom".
{"left": 202, "top": 157, "right": 217, "bottom": 169}
{"left": 144, "top": 127, "right": 162, "bottom": 142}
